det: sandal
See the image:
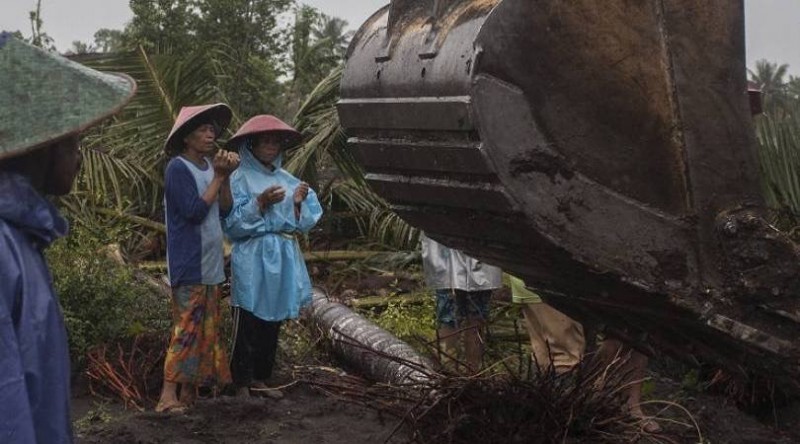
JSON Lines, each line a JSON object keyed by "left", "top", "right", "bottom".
{"left": 155, "top": 401, "right": 188, "bottom": 414}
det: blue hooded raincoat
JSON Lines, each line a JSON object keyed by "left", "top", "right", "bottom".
{"left": 223, "top": 144, "right": 323, "bottom": 322}
{"left": 0, "top": 172, "right": 73, "bottom": 443}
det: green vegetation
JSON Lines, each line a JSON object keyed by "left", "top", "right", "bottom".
{"left": 46, "top": 226, "right": 169, "bottom": 367}
{"left": 14, "top": 3, "right": 800, "bottom": 402}
{"left": 751, "top": 60, "right": 800, "bottom": 232}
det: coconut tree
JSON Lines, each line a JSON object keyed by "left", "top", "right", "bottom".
{"left": 749, "top": 59, "right": 791, "bottom": 114}
{"left": 284, "top": 6, "right": 350, "bottom": 116}
{"left": 313, "top": 15, "right": 352, "bottom": 58}
{"left": 787, "top": 76, "right": 800, "bottom": 102}
{"left": 60, "top": 46, "right": 223, "bottom": 255}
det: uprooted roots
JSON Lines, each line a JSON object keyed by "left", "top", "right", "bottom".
{"left": 85, "top": 333, "right": 168, "bottom": 411}
{"left": 295, "top": 357, "right": 701, "bottom": 444}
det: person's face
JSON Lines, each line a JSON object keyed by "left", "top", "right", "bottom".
{"left": 252, "top": 133, "right": 283, "bottom": 164}
{"left": 183, "top": 123, "right": 217, "bottom": 155}
{"left": 45, "top": 135, "right": 82, "bottom": 196}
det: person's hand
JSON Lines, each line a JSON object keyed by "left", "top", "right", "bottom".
{"left": 293, "top": 182, "right": 309, "bottom": 204}
{"left": 213, "top": 151, "right": 238, "bottom": 177}
{"left": 225, "top": 151, "right": 240, "bottom": 171}
{"left": 212, "top": 151, "right": 227, "bottom": 177}
{"left": 257, "top": 185, "right": 285, "bottom": 211}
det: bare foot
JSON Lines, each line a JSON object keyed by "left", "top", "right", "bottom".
{"left": 250, "top": 380, "right": 284, "bottom": 399}
{"left": 629, "top": 406, "right": 662, "bottom": 433}
{"left": 235, "top": 386, "right": 250, "bottom": 398}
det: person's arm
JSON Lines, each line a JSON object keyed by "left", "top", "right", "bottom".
{"left": 215, "top": 151, "right": 239, "bottom": 216}
{"left": 201, "top": 176, "right": 225, "bottom": 206}
{"left": 292, "top": 182, "right": 308, "bottom": 221}
{"left": 218, "top": 177, "right": 233, "bottom": 215}
{"left": 0, "top": 236, "right": 36, "bottom": 443}
{"left": 165, "top": 161, "right": 211, "bottom": 224}
{"left": 222, "top": 176, "right": 269, "bottom": 240}
{"left": 294, "top": 186, "right": 323, "bottom": 233}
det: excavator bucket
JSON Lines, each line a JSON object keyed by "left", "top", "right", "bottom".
{"left": 338, "top": 0, "right": 800, "bottom": 387}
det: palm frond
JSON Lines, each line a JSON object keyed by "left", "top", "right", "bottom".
{"left": 755, "top": 102, "right": 800, "bottom": 223}
{"left": 288, "top": 66, "right": 363, "bottom": 185}
{"left": 73, "top": 47, "right": 223, "bottom": 215}
{"left": 334, "top": 180, "right": 420, "bottom": 250}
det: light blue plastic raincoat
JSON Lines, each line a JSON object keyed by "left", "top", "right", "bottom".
{"left": 223, "top": 143, "right": 323, "bottom": 321}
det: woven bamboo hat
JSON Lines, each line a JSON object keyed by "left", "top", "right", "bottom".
{"left": 164, "top": 103, "right": 233, "bottom": 155}
{"left": 0, "top": 32, "right": 136, "bottom": 161}
{"left": 226, "top": 114, "right": 302, "bottom": 150}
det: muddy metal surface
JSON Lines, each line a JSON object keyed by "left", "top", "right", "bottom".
{"left": 339, "top": 0, "right": 800, "bottom": 389}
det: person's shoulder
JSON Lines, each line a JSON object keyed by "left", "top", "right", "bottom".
{"left": 165, "top": 156, "right": 182, "bottom": 170}
{"left": 165, "top": 157, "right": 190, "bottom": 175}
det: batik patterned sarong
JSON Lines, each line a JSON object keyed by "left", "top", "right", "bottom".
{"left": 163, "top": 285, "right": 231, "bottom": 386}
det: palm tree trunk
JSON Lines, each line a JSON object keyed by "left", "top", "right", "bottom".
{"left": 307, "top": 287, "right": 434, "bottom": 385}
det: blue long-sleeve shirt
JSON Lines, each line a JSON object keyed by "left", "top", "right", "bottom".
{"left": 164, "top": 157, "right": 227, "bottom": 287}
{"left": 0, "top": 172, "right": 73, "bottom": 444}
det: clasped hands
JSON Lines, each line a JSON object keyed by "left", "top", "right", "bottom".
{"left": 257, "top": 182, "right": 309, "bottom": 212}
{"left": 212, "top": 150, "right": 241, "bottom": 177}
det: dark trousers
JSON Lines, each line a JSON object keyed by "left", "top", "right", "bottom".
{"left": 230, "top": 307, "right": 282, "bottom": 387}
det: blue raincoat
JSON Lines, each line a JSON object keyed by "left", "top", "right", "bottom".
{"left": 0, "top": 172, "right": 73, "bottom": 443}
{"left": 223, "top": 145, "right": 323, "bottom": 321}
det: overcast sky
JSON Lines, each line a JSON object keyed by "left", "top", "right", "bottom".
{"left": 1, "top": 0, "right": 798, "bottom": 75}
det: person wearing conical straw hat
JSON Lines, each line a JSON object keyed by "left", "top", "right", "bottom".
{"left": 156, "top": 103, "right": 240, "bottom": 413}
{"left": 222, "top": 115, "right": 322, "bottom": 398}
{"left": 0, "top": 32, "right": 135, "bottom": 443}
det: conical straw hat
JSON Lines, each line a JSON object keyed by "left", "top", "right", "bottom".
{"left": 163, "top": 103, "right": 233, "bottom": 155}
{"left": 0, "top": 32, "right": 136, "bottom": 160}
{"left": 226, "top": 114, "right": 302, "bottom": 150}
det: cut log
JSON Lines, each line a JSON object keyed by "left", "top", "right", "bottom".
{"left": 101, "top": 244, "right": 170, "bottom": 298}
{"left": 308, "top": 287, "right": 435, "bottom": 386}
{"left": 94, "top": 208, "right": 166, "bottom": 233}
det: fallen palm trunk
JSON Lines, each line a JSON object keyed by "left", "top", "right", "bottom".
{"left": 138, "top": 250, "right": 416, "bottom": 272}
{"left": 308, "top": 287, "right": 435, "bottom": 386}
{"left": 348, "top": 293, "right": 428, "bottom": 309}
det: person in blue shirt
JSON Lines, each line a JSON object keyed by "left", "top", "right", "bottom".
{"left": 0, "top": 33, "right": 135, "bottom": 443}
{"left": 223, "top": 115, "right": 323, "bottom": 397}
{"left": 156, "top": 103, "right": 240, "bottom": 412}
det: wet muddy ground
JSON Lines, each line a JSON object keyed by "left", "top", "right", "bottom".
{"left": 71, "top": 266, "right": 800, "bottom": 443}
{"left": 74, "top": 382, "right": 405, "bottom": 444}
{"left": 72, "top": 362, "right": 800, "bottom": 443}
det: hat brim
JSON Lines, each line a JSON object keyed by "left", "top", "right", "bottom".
{"left": 226, "top": 129, "right": 303, "bottom": 151}
{"left": 164, "top": 105, "right": 233, "bottom": 155}
{"left": 0, "top": 72, "right": 136, "bottom": 161}
{"left": 0, "top": 35, "right": 138, "bottom": 161}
